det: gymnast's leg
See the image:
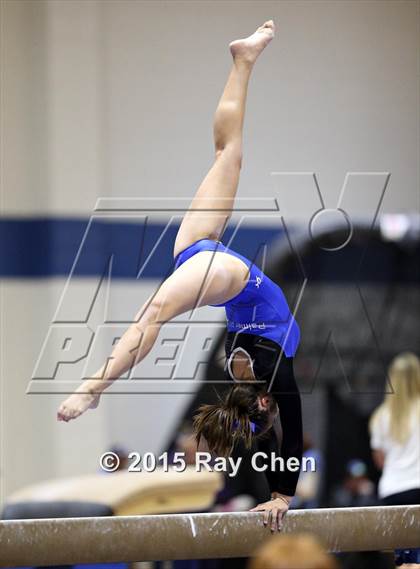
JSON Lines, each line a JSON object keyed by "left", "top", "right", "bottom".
{"left": 56, "top": 22, "right": 275, "bottom": 422}
{"left": 173, "top": 20, "right": 275, "bottom": 258}
{"left": 57, "top": 250, "right": 245, "bottom": 421}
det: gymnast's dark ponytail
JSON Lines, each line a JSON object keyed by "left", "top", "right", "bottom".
{"left": 193, "top": 384, "right": 271, "bottom": 457}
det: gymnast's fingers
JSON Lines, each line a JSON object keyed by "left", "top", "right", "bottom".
{"left": 277, "top": 509, "right": 284, "bottom": 531}
{"left": 263, "top": 508, "right": 272, "bottom": 528}
{"left": 250, "top": 503, "right": 268, "bottom": 513}
{"left": 270, "top": 507, "right": 279, "bottom": 532}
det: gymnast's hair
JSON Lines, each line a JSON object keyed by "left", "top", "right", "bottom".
{"left": 193, "top": 383, "right": 272, "bottom": 457}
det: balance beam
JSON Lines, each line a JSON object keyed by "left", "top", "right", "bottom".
{"left": 0, "top": 505, "right": 418, "bottom": 566}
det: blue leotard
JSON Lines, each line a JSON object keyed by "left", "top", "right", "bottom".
{"left": 174, "top": 239, "right": 300, "bottom": 357}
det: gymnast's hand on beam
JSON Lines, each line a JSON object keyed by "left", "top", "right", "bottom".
{"left": 57, "top": 388, "right": 100, "bottom": 422}
{"left": 250, "top": 493, "right": 292, "bottom": 532}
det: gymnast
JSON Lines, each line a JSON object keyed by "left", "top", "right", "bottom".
{"left": 57, "top": 20, "right": 303, "bottom": 532}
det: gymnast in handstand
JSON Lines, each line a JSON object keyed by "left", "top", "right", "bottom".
{"left": 57, "top": 20, "right": 302, "bottom": 532}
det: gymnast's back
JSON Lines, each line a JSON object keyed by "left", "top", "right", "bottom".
{"left": 174, "top": 238, "right": 300, "bottom": 357}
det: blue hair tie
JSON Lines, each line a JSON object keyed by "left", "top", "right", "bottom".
{"left": 232, "top": 419, "right": 258, "bottom": 433}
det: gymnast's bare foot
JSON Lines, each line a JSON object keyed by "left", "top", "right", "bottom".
{"left": 57, "top": 390, "right": 100, "bottom": 422}
{"left": 229, "top": 20, "right": 275, "bottom": 64}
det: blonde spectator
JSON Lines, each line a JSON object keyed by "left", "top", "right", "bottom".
{"left": 248, "top": 533, "right": 339, "bottom": 569}
{"left": 369, "top": 352, "right": 420, "bottom": 505}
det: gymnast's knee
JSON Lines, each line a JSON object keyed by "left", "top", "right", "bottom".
{"left": 215, "top": 143, "right": 243, "bottom": 168}
{"left": 134, "top": 299, "right": 166, "bottom": 329}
